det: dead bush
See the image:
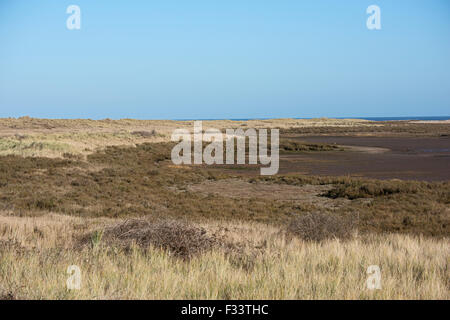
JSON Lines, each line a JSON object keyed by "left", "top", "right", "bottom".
{"left": 287, "top": 212, "right": 355, "bottom": 242}
{"left": 88, "top": 219, "right": 218, "bottom": 259}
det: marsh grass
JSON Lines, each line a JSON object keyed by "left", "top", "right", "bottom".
{"left": 253, "top": 175, "right": 449, "bottom": 237}
{"left": 90, "top": 230, "right": 104, "bottom": 249}
{"left": 0, "top": 142, "right": 448, "bottom": 236}
{"left": 279, "top": 139, "right": 343, "bottom": 153}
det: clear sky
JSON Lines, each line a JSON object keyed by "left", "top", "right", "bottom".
{"left": 1, "top": 0, "right": 449, "bottom": 119}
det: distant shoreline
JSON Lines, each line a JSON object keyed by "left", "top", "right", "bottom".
{"left": 1, "top": 116, "right": 449, "bottom": 122}
{"left": 175, "top": 116, "right": 450, "bottom": 122}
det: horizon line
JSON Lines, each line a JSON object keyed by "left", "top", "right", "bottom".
{"left": 1, "top": 115, "right": 449, "bottom": 122}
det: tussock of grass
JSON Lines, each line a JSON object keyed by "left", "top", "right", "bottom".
{"left": 0, "top": 137, "right": 72, "bottom": 157}
{"left": 287, "top": 212, "right": 355, "bottom": 242}
{"left": 131, "top": 130, "right": 157, "bottom": 137}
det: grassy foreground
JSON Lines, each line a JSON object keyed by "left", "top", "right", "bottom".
{"left": 0, "top": 214, "right": 448, "bottom": 300}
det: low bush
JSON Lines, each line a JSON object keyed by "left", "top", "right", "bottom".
{"left": 131, "top": 130, "right": 157, "bottom": 137}
{"left": 287, "top": 212, "right": 355, "bottom": 242}
{"left": 323, "top": 181, "right": 421, "bottom": 199}
{"left": 279, "top": 139, "right": 341, "bottom": 152}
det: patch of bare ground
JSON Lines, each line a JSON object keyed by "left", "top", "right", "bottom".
{"left": 410, "top": 120, "right": 450, "bottom": 124}
{"left": 341, "top": 145, "right": 390, "bottom": 154}
{"left": 185, "top": 179, "right": 350, "bottom": 209}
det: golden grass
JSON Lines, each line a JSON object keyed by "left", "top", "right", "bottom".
{"left": 0, "top": 131, "right": 166, "bottom": 158}
{"left": 0, "top": 213, "right": 448, "bottom": 299}
{"left": 1, "top": 117, "right": 447, "bottom": 158}
{"left": 0, "top": 117, "right": 373, "bottom": 157}
{"left": 0, "top": 117, "right": 371, "bottom": 132}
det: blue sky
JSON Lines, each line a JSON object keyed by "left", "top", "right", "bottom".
{"left": 0, "top": 0, "right": 449, "bottom": 119}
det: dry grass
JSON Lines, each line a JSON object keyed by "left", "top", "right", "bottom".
{"left": 0, "top": 117, "right": 373, "bottom": 157}
{"left": 0, "top": 117, "right": 371, "bottom": 133}
{"left": 0, "top": 131, "right": 166, "bottom": 158}
{"left": 0, "top": 213, "right": 448, "bottom": 300}
{"left": 0, "top": 137, "right": 72, "bottom": 158}
{"left": 1, "top": 117, "right": 447, "bottom": 158}
{"left": 283, "top": 121, "right": 450, "bottom": 136}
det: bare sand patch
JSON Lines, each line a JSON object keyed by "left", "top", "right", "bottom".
{"left": 342, "top": 145, "right": 390, "bottom": 154}
{"left": 186, "top": 179, "right": 350, "bottom": 209}
{"left": 410, "top": 120, "right": 450, "bottom": 124}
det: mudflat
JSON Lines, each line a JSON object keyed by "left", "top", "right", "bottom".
{"left": 279, "top": 135, "right": 450, "bottom": 181}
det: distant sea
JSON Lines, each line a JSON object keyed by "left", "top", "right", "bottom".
{"left": 179, "top": 116, "right": 450, "bottom": 121}
{"left": 336, "top": 116, "right": 450, "bottom": 121}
